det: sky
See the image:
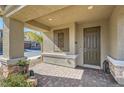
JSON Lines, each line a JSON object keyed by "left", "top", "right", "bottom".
{"left": 0, "top": 18, "right": 3, "bottom": 29}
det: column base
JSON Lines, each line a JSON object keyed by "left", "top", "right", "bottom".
{"left": 0, "top": 56, "right": 27, "bottom": 65}
{"left": 0, "top": 57, "right": 27, "bottom": 78}
{"left": 107, "top": 56, "right": 124, "bottom": 85}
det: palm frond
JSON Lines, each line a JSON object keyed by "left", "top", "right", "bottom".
{"left": 26, "top": 32, "right": 43, "bottom": 44}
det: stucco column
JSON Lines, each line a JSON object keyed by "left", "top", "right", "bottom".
{"left": 109, "top": 6, "right": 124, "bottom": 61}
{"left": 117, "top": 14, "right": 124, "bottom": 60}
{"left": 1, "top": 17, "right": 26, "bottom": 64}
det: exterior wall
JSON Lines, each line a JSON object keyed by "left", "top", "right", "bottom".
{"left": 76, "top": 20, "right": 109, "bottom": 68}
{"left": 118, "top": 14, "right": 124, "bottom": 60}
{"left": 42, "top": 23, "right": 76, "bottom": 55}
{"left": 42, "top": 31, "right": 53, "bottom": 53}
{"left": 109, "top": 6, "right": 124, "bottom": 60}
{"left": 109, "top": 7, "right": 118, "bottom": 59}
{"left": 42, "top": 23, "right": 77, "bottom": 68}
{"left": 3, "top": 18, "right": 24, "bottom": 59}
{"left": 42, "top": 21, "right": 109, "bottom": 68}
{"left": 42, "top": 6, "right": 124, "bottom": 68}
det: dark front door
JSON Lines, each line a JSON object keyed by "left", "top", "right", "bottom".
{"left": 84, "top": 26, "right": 100, "bottom": 66}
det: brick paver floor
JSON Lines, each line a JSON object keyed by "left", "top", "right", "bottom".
{"left": 30, "top": 63, "right": 123, "bottom": 87}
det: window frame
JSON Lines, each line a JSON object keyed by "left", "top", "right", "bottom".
{"left": 53, "top": 28, "right": 69, "bottom": 52}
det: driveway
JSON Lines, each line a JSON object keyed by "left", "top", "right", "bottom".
{"left": 0, "top": 49, "right": 41, "bottom": 58}
{"left": 30, "top": 63, "right": 123, "bottom": 87}
{"left": 24, "top": 49, "right": 41, "bottom": 58}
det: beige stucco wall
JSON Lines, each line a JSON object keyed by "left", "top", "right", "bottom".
{"left": 109, "top": 6, "right": 124, "bottom": 60}
{"left": 118, "top": 14, "right": 124, "bottom": 60}
{"left": 42, "top": 20, "right": 109, "bottom": 68}
{"left": 109, "top": 7, "right": 118, "bottom": 59}
{"left": 42, "top": 6, "right": 124, "bottom": 67}
{"left": 42, "top": 23, "right": 76, "bottom": 55}
{"left": 76, "top": 20, "right": 109, "bottom": 68}
{"left": 42, "top": 22, "right": 77, "bottom": 68}
{"left": 3, "top": 18, "right": 24, "bottom": 59}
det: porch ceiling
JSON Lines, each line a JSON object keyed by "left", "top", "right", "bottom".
{"left": 34, "top": 5, "right": 115, "bottom": 27}
{"left": 10, "top": 5, "right": 69, "bottom": 22}
{"left": 0, "top": 6, "right": 6, "bottom": 16}
{"left": 10, "top": 5, "right": 115, "bottom": 30}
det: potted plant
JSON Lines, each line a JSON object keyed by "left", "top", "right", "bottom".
{"left": 17, "top": 60, "right": 30, "bottom": 74}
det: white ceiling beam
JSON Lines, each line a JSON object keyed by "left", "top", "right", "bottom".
{"left": 26, "top": 20, "right": 51, "bottom": 32}
{"left": 5, "top": 5, "right": 26, "bottom": 17}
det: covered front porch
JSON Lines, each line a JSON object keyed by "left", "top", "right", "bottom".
{"left": 30, "top": 62, "right": 120, "bottom": 87}
{"left": 0, "top": 5, "right": 124, "bottom": 85}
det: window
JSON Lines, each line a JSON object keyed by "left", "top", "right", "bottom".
{"left": 54, "top": 28, "right": 69, "bottom": 52}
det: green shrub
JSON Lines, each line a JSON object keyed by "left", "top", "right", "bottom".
{"left": 17, "top": 60, "right": 30, "bottom": 74}
{"left": 17, "top": 60, "right": 29, "bottom": 66}
{"left": 1, "top": 74, "right": 32, "bottom": 87}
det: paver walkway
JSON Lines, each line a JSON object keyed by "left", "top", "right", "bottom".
{"left": 30, "top": 63, "right": 123, "bottom": 87}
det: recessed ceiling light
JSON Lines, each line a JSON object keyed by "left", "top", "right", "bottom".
{"left": 88, "top": 6, "right": 94, "bottom": 10}
{"left": 48, "top": 18, "right": 53, "bottom": 21}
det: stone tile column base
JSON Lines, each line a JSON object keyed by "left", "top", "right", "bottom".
{"left": 0, "top": 57, "right": 27, "bottom": 78}
{"left": 107, "top": 56, "right": 124, "bottom": 85}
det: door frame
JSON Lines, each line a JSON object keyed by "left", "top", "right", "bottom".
{"left": 83, "top": 26, "right": 101, "bottom": 69}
